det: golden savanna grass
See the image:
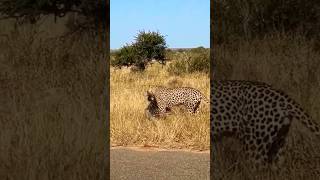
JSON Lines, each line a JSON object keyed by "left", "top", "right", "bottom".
{"left": 110, "top": 63, "right": 210, "bottom": 150}
{"left": 212, "top": 34, "right": 320, "bottom": 179}
{"left": 0, "top": 28, "right": 108, "bottom": 180}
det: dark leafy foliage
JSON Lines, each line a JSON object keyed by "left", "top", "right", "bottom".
{"left": 112, "top": 31, "right": 167, "bottom": 71}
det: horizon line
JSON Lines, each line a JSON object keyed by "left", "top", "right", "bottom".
{"left": 110, "top": 46, "right": 209, "bottom": 51}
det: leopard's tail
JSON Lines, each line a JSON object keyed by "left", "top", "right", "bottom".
{"left": 290, "top": 103, "right": 320, "bottom": 137}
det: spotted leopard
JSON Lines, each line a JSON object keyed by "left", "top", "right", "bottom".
{"left": 145, "top": 86, "right": 209, "bottom": 118}
{"left": 211, "top": 80, "right": 320, "bottom": 168}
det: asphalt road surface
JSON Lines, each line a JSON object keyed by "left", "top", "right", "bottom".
{"left": 110, "top": 147, "right": 210, "bottom": 180}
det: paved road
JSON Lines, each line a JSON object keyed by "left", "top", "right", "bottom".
{"left": 110, "top": 147, "right": 210, "bottom": 180}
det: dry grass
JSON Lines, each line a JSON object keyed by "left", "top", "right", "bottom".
{"left": 110, "top": 63, "right": 210, "bottom": 150}
{"left": 0, "top": 28, "right": 108, "bottom": 180}
{"left": 213, "top": 34, "right": 320, "bottom": 179}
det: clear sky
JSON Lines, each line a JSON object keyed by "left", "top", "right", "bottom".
{"left": 110, "top": 0, "right": 209, "bottom": 49}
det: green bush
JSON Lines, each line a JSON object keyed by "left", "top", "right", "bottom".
{"left": 188, "top": 51, "right": 210, "bottom": 73}
{"left": 111, "top": 45, "right": 137, "bottom": 68}
{"left": 167, "top": 48, "right": 209, "bottom": 75}
{"left": 167, "top": 59, "right": 188, "bottom": 75}
{"left": 111, "top": 31, "right": 167, "bottom": 70}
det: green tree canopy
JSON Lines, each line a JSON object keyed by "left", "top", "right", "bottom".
{"left": 134, "top": 31, "right": 167, "bottom": 64}
{"left": 112, "top": 31, "right": 167, "bottom": 71}
{"left": 112, "top": 44, "right": 137, "bottom": 67}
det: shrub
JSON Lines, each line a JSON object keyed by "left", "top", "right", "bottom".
{"left": 111, "top": 31, "right": 167, "bottom": 70}
{"left": 167, "top": 48, "right": 209, "bottom": 75}
{"left": 188, "top": 51, "right": 210, "bottom": 73}
{"left": 167, "top": 58, "right": 189, "bottom": 75}
{"left": 111, "top": 44, "right": 138, "bottom": 68}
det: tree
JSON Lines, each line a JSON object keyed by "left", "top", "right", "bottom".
{"left": 112, "top": 31, "right": 167, "bottom": 71}
{"left": 134, "top": 31, "right": 167, "bottom": 65}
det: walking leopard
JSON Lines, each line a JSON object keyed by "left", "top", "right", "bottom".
{"left": 145, "top": 86, "right": 209, "bottom": 117}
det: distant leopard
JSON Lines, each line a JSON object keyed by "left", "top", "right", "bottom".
{"left": 145, "top": 86, "right": 209, "bottom": 117}
{"left": 211, "top": 80, "right": 320, "bottom": 168}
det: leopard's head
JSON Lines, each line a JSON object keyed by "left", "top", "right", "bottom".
{"left": 145, "top": 89, "right": 156, "bottom": 102}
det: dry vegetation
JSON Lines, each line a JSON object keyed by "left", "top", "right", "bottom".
{"left": 0, "top": 27, "right": 108, "bottom": 179}
{"left": 212, "top": 34, "right": 320, "bottom": 179}
{"left": 110, "top": 63, "right": 210, "bottom": 150}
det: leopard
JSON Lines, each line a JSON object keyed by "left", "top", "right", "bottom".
{"left": 145, "top": 86, "right": 209, "bottom": 118}
{"left": 211, "top": 80, "right": 320, "bottom": 169}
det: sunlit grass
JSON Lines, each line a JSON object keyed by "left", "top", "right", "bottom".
{"left": 110, "top": 63, "right": 210, "bottom": 150}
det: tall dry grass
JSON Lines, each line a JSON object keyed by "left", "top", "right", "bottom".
{"left": 0, "top": 27, "right": 108, "bottom": 179}
{"left": 212, "top": 34, "right": 320, "bottom": 179}
{"left": 110, "top": 63, "right": 210, "bottom": 150}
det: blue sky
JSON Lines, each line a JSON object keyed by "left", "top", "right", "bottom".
{"left": 110, "top": 0, "right": 209, "bottom": 49}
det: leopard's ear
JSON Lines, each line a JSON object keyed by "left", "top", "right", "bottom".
{"left": 145, "top": 90, "right": 152, "bottom": 99}
{"left": 147, "top": 88, "right": 155, "bottom": 95}
{"left": 145, "top": 90, "right": 150, "bottom": 97}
